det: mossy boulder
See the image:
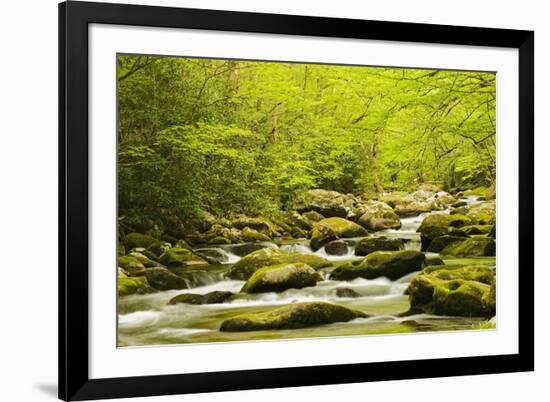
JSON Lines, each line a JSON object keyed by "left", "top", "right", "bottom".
{"left": 232, "top": 216, "right": 281, "bottom": 237}
{"left": 158, "top": 247, "right": 207, "bottom": 267}
{"left": 118, "top": 276, "right": 156, "bottom": 296}
{"left": 284, "top": 211, "right": 313, "bottom": 231}
{"left": 302, "top": 211, "right": 325, "bottom": 222}
{"left": 440, "top": 237, "right": 496, "bottom": 257}
{"left": 219, "top": 302, "right": 367, "bottom": 332}
{"left": 324, "top": 240, "right": 349, "bottom": 256}
{"left": 127, "top": 252, "right": 158, "bottom": 268}
{"left": 144, "top": 267, "right": 189, "bottom": 290}
{"left": 241, "top": 227, "right": 272, "bottom": 242}
{"left": 296, "top": 189, "right": 350, "bottom": 218}
{"left": 405, "top": 265, "right": 495, "bottom": 317}
{"left": 354, "top": 236, "right": 404, "bottom": 256}
{"left": 227, "top": 248, "right": 332, "bottom": 280}
{"left": 121, "top": 232, "right": 159, "bottom": 250}
{"left": 461, "top": 225, "right": 493, "bottom": 236}
{"left": 241, "top": 263, "right": 322, "bottom": 293}
{"left": 417, "top": 213, "right": 472, "bottom": 250}
{"left": 117, "top": 255, "right": 147, "bottom": 276}
{"left": 330, "top": 250, "right": 425, "bottom": 281}
{"left": 356, "top": 200, "right": 401, "bottom": 231}
{"left": 466, "top": 201, "right": 496, "bottom": 225}
{"left": 144, "top": 240, "right": 172, "bottom": 258}
{"left": 209, "top": 236, "right": 232, "bottom": 245}
{"left": 229, "top": 242, "right": 277, "bottom": 257}
{"left": 168, "top": 291, "right": 234, "bottom": 305}
{"left": 489, "top": 224, "right": 496, "bottom": 239}
{"left": 194, "top": 248, "right": 230, "bottom": 264}
{"left": 426, "top": 235, "right": 467, "bottom": 253}
{"left": 310, "top": 217, "right": 368, "bottom": 251}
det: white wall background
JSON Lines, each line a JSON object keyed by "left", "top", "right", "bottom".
{"left": 0, "top": 0, "right": 545, "bottom": 401}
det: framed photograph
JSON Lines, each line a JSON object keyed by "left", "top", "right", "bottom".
{"left": 59, "top": 1, "right": 534, "bottom": 400}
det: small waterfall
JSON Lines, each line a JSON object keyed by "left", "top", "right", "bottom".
{"left": 194, "top": 247, "right": 241, "bottom": 264}
{"left": 280, "top": 243, "right": 313, "bottom": 254}
{"left": 183, "top": 270, "right": 227, "bottom": 288}
{"left": 460, "top": 195, "right": 481, "bottom": 205}
{"left": 314, "top": 244, "right": 358, "bottom": 261}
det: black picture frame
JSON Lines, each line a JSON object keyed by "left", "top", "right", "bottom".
{"left": 59, "top": 1, "right": 534, "bottom": 400}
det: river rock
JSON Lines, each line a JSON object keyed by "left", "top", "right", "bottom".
{"left": 425, "top": 256, "right": 445, "bottom": 266}
{"left": 232, "top": 216, "right": 282, "bottom": 238}
{"left": 405, "top": 265, "right": 495, "bottom": 317}
{"left": 296, "top": 189, "right": 350, "bottom": 218}
{"left": 324, "top": 240, "right": 349, "bottom": 256}
{"left": 118, "top": 276, "right": 156, "bottom": 296}
{"left": 229, "top": 242, "right": 277, "bottom": 257}
{"left": 466, "top": 201, "right": 496, "bottom": 225}
{"left": 159, "top": 247, "right": 208, "bottom": 267}
{"left": 354, "top": 236, "right": 404, "bottom": 256}
{"left": 127, "top": 252, "right": 159, "bottom": 267}
{"left": 302, "top": 211, "right": 325, "bottom": 222}
{"left": 489, "top": 224, "right": 496, "bottom": 239}
{"left": 284, "top": 211, "right": 313, "bottom": 231}
{"left": 168, "top": 291, "right": 234, "bottom": 305}
{"left": 241, "top": 263, "right": 322, "bottom": 293}
{"left": 426, "top": 235, "right": 467, "bottom": 253}
{"left": 440, "top": 237, "right": 496, "bottom": 257}
{"left": 122, "top": 232, "right": 159, "bottom": 250}
{"left": 310, "top": 217, "right": 368, "bottom": 251}
{"left": 461, "top": 225, "right": 493, "bottom": 235}
{"left": 417, "top": 213, "right": 472, "bottom": 251}
{"left": 194, "top": 248, "right": 230, "bottom": 264}
{"left": 356, "top": 200, "right": 401, "bottom": 231}
{"left": 219, "top": 302, "right": 367, "bottom": 331}
{"left": 117, "top": 255, "right": 147, "bottom": 276}
{"left": 241, "top": 227, "right": 272, "bottom": 242}
{"left": 330, "top": 250, "right": 425, "bottom": 281}
{"left": 227, "top": 248, "right": 332, "bottom": 280}
{"left": 145, "top": 240, "right": 173, "bottom": 258}
{"left": 144, "top": 267, "right": 189, "bottom": 290}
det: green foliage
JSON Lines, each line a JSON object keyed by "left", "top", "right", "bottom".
{"left": 118, "top": 55, "right": 496, "bottom": 225}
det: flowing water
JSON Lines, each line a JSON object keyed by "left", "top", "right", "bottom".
{"left": 118, "top": 196, "right": 493, "bottom": 346}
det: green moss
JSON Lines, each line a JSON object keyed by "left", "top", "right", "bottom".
{"left": 118, "top": 255, "right": 146, "bottom": 276}
{"left": 310, "top": 217, "right": 367, "bottom": 250}
{"left": 331, "top": 250, "right": 425, "bottom": 281}
{"left": 228, "top": 248, "right": 332, "bottom": 280}
{"left": 122, "top": 232, "right": 158, "bottom": 250}
{"left": 118, "top": 276, "right": 155, "bottom": 296}
{"left": 219, "top": 302, "right": 367, "bottom": 332}
{"left": 127, "top": 252, "right": 158, "bottom": 267}
{"left": 241, "top": 227, "right": 272, "bottom": 242}
{"left": 117, "top": 243, "right": 125, "bottom": 256}
{"left": 406, "top": 265, "right": 495, "bottom": 317}
{"left": 461, "top": 225, "right": 492, "bottom": 235}
{"left": 159, "top": 247, "right": 207, "bottom": 267}
{"left": 440, "top": 237, "right": 495, "bottom": 257}
{"left": 426, "top": 235, "right": 467, "bottom": 253}
{"left": 241, "top": 263, "right": 322, "bottom": 293}
{"left": 209, "top": 236, "right": 232, "bottom": 245}
{"left": 144, "top": 267, "right": 189, "bottom": 290}
{"left": 354, "top": 237, "right": 404, "bottom": 256}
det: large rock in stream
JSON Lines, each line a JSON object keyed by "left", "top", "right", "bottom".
{"left": 355, "top": 200, "right": 401, "bottom": 231}
{"left": 354, "top": 237, "right": 404, "bottom": 256}
{"left": 227, "top": 248, "right": 332, "bottom": 280}
{"left": 330, "top": 250, "right": 425, "bottom": 281}
{"left": 405, "top": 265, "right": 495, "bottom": 317}
{"left": 219, "top": 302, "right": 367, "bottom": 332}
{"left": 440, "top": 236, "right": 496, "bottom": 257}
{"left": 159, "top": 247, "right": 208, "bottom": 268}
{"left": 417, "top": 213, "right": 472, "bottom": 251}
{"left": 118, "top": 276, "right": 156, "bottom": 296}
{"left": 144, "top": 267, "right": 189, "bottom": 290}
{"left": 241, "top": 263, "right": 322, "bottom": 293}
{"left": 310, "top": 217, "right": 368, "bottom": 251}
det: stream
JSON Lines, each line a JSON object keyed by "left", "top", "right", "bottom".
{"left": 118, "top": 195, "right": 493, "bottom": 346}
